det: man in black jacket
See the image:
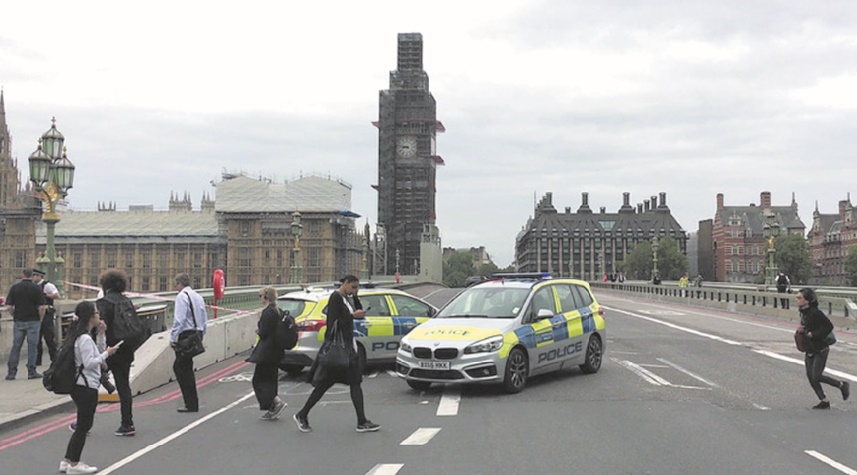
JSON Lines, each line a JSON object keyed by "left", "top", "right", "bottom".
{"left": 33, "top": 269, "right": 60, "bottom": 366}
{"left": 5, "top": 269, "right": 45, "bottom": 380}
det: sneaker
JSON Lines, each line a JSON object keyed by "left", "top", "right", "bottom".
{"left": 59, "top": 460, "right": 69, "bottom": 473}
{"left": 812, "top": 400, "right": 831, "bottom": 410}
{"left": 114, "top": 424, "right": 136, "bottom": 436}
{"left": 356, "top": 420, "right": 381, "bottom": 433}
{"left": 28, "top": 372, "right": 42, "bottom": 380}
{"left": 68, "top": 422, "right": 91, "bottom": 436}
{"left": 293, "top": 413, "right": 312, "bottom": 433}
{"left": 66, "top": 462, "right": 98, "bottom": 474}
{"left": 260, "top": 411, "right": 274, "bottom": 421}
{"left": 841, "top": 381, "right": 850, "bottom": 401}
{"left": 4, "top": 374, "right": 14, "bottom": 380}
{"left": 269, "top": 399, "right": 287, "bottom": 420}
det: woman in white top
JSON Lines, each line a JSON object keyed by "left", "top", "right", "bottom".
{"left": 60, "top": 301, "right": 119, "bottom": 474}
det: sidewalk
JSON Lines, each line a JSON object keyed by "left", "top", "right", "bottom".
{"left": 0, "top": 372, "right": 73, "bottom": 432}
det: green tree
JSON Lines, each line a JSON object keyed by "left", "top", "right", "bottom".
{"left": 621, "top": 236, "right": 688, "bottom": 280}
{"left": 442, "top": 252, "right": 475, "bottom": 287}
{"left": 621, "top": 241, "right": 653, "bottom": 280}
{"left": 845, "top": 245, "right": 857, "bottom": 286}
{"left": 774, "top": 233, "right": 812, "bottom": 285}
{"left": 475, "top": 262, "right": 500, "bottom": 277}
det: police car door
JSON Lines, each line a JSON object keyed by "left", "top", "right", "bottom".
{"left": 525, "top": 285, "right": 562, "bottom": 373}
{"left": 554, "top": 283, "right": 586, "bottom": 366}
{"left": 354, "top": 294, "right": 393, "bottom": 361}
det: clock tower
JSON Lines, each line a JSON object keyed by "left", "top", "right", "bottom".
{"left": 374, "top": 33, "right": 444, "bottom": 276}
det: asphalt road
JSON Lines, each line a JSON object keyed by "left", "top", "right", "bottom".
{"left": 2, "top": 287, "right": 856, "bottom": 474}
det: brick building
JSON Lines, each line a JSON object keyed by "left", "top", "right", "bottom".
{"left": 807, "top": 196, "right": 857, "bottom": 285}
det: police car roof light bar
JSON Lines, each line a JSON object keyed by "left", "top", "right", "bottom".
{"left": 490, "top": 272, "right": 552, "bottom": 280}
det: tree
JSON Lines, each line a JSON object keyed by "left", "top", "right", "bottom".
{"left": 845, "top": 246, "right": 857, "bottom": 286}
{"left": 774, "top": 233, "right": 813, "bottom": 285}
{"left": 620, "top": 236, "right": 688, "bottom": 280}
{"left": 442, "top": 252, "right": 475, "bottom": 287}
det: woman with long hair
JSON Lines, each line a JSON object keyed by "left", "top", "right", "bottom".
{"left": 60, "top": 301, "right": 119, "bottom": 474}
{"left": 797, "top": 287, "right": 850, "bottom": 409}
{"left": 247, "top": 286, "right": 286, "bottom": 420}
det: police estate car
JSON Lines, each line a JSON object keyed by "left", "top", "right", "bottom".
{"left": 396, "top": 273, "right": 605, "bottom": 393}
{"left": 277, "top": 286, "right": 437, "bottom": 376}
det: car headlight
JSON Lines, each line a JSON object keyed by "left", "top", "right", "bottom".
{"left": 400, "top": 340, "right": 412, "bottom": 353}
{"left": 464, "top": 335, "right": 504, "bottom": 354}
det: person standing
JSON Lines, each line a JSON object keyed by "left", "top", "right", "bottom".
{"left": 5, "top": 268, "right": 45, "bottom": 380}
{"left": 293, "top": 275, "right": 380, "bottom": 433}
{"left": 796, "top": 287, "right": 849, "bottom": 409}
{"left": 33, "top": 269, "right": 60, "bottom": 367}
{"left": 59, "top": 300, "right": 119, "bottom": 474}
{"left": 96, "top": 269, "right": 138, "bottom": 436}
{"left": 247, "top": 286, "right": 286, "bottom": 420}
{"left": 776, "top": 272, "right": 791, "bottom": 309}
{"left": 678, "top": 273, "right": 689, "bottom": 296}
{"left": 171, "top": 273, "right": 208, "bottom": 413}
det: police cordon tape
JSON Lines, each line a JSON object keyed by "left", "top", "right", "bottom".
{"left": 63, "top": 281, "right": 255, "bottom": 318}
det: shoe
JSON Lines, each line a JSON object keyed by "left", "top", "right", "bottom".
{"left": 841, "top": 381, "right": 850, "bottom": 401}
{"left": 812, "top": 401, "right": 831, "bottom": 410}
{"left": 269, "top": 399, "right": 287, "bottom": 420}
{"left": 177, "top": 407, "right": 198, "bottom": 413}
{"left": 260, "top": 411, "right": 274, "bottom": 420}
{"left": 356, "top": 420, "right": 381, "bottom": 433}
{"left": 4, "top": 374, "right": 14, "bottom": 380}
{"left": 28, "top": 372, "right": 42, "bottom": 380}
{"left": 114, "top": 424, "right": 136, "bottom": 436}
{"left": 68, "top": 422, "right": 91, "bottom": 436}
{"left": 293, "top": 413, "right": 312, "bottom": 433}
{"left": 66, "top": 462, "right": 98, "bottom": 474}
{"left": 59, "top": 460, "right": 69, "bottom": 473}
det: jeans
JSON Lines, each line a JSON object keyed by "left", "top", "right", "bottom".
{"left": 805, "top": 347, "right": 841, "bottom": 400}
{"left": 7, "top": 320, "right": 41, "bottom": 377}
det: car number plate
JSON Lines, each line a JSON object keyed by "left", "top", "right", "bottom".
{"left": 419, "top": 361, "right": 450, "bottom": 370}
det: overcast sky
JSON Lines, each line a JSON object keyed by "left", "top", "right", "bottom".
{"left": 3, "top": 1, "right": 857, "bottom": 267}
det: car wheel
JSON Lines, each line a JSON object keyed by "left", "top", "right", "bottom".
{"left": 502, "top": 348, "right": 528, "bottom": 394}
{"left": 407, "top": 380, "right": 432, "bottom": 391}
{"left": 280, "top": 364, "right": 304, "bottom": 378}
{"left": 579, "top": 335, "right": 603, "bottom": 374}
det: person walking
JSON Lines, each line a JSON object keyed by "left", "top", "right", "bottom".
{"left": 5, "top": 268, "right": 46, "bottom": 380}
{"left": 796, "top": 287, "right": 849, "bottom": 409}
{"left": 33, "top": 269, "right": 60, "bottom": 367}
{"left": 247, "top": 286, "right": 286, "bottom": 420}
{"left": 59, "top": 300, "right": 120, "bottom": 474}
{"left": 96, "top": 269, "right": 138, "bottom": 436}
{"left": 294, "top": 275, "right": 380, "bottom": 433}
{"left": 171, "top": 273, "right": 208, "bottom": 413}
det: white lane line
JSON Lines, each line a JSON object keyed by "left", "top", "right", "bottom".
{"left": 368, "top": 371, "right": 380, "bottom": 378}
{"left": 365, "top": 464, "right": 405, "bottom": 475}
{"left": 603, "top": 306, "right": 743, "bottom": 346}
{"left": 400, "top": 428, "right": 442, "bottom": 446}
{"left": 639, "top": 364, "right": 670, "bottom": 368}
{"left": 437, "top": 387, "right": 461, "bottom": 416}
{"left": 657, "top": 358, "right": 719, "bottom": 387}
{"left": 387, "top": 370, "right": 399, "bottom": 378}
{"left": 99, "top": 391, "right": 256, "bottom": 474}
{"left": 753, "top": 350, "right": 857, "bottom": 383}
{"left": 614, "top": 359, "right": 667, "bottom": 386}
{"left": 752, "top": 403, "right": 770, "bottom": 410}
{"left": 805, "top": 450, "right": 857, "bottom": 474}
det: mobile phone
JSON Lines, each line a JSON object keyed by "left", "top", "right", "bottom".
{"left": 114, "top": 340, "right": 124, "bottom": 348}
{"left": 365, "top": 306, "right": 372, "bottom": 311}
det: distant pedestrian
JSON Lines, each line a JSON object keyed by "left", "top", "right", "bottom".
{"left": 5, "top": 268, "right": 46, "bottom": 380}
{"left": 776, "top": 272, "right": 791, "bottom": 309}
{"left": 293, "top": 275, "right": 380, "bottom": 433}
{"left": 796, "top": 288, "right": 849, "bottom": 409}
{"left": 694, "top": 274, "right": 704, "bottom": 287}
{"left": 247, "top": 286, "right": 286, "bottom": 420}
{"left": 171, "top": 273, "right": 208, "bottom": 413}
{"left": 60, "top": 300, "right": 120, "bottom": 474}
{"left": 96, "top": 269, "right": 138, "bottom": 436}
{"left": 678, "top": 273, "right": 689, "bottom": 296}
{"left": 33, "top": 269, "right": 60, "bottom": 366}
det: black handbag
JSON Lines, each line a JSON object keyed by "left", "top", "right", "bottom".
{"left": 174, "top": 294, "right": 205, "bottom": 358}
{"left": 316, "top": 321, "right": 349, "bottom": 371}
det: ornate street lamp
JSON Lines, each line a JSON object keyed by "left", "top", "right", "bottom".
{"left": 289, "top": 211, "right": 303, "bottom": 284}
{"left": 28, "top": 118, "right": 75, "bottom": 295}
{"left": 763, "top": 213, "right": 780, "bottom": 286}
{"left": 651, "top": 236, "right": 660, "bottom": 284}
{"left": 361, "top": 236, "right": 369, "bottom": 281}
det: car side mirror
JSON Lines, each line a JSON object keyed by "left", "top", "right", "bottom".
{"left": 427, "top": 307, "right": 436, "bottom": 317}
{"left": 535, "top": 308, "right": 554, "bottom": 320}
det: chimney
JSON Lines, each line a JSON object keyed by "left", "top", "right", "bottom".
{"left": 760, "top": 191, "right": 772, "bottom": 209}
{"left": 717, "top": 193, "right": 724, "bottom": 210}
{"left": 637, "top": 203, "right": 643, "bottom": 213}
{"left": 582, "top": 192, "right": 589, "bottom": 207}
{"left": 840, "top": 200, "right": 848, "bottom": 218}
{"left": 623, "top": 192, "right": 630, "bottom": 206}
{"left": 651, "top": 195, "right": 658, "bottom": 209}
{"left": 600, "top": 207, "right": 606, "bottom": 214}
{"left": 659, "top": 192, "right": 667, "bottom": 208}
{"left": 565, "top": 207, "right": 571, "bottom": 213}
{"left": 644, "top": 199, "right": 650, "bottom": 212}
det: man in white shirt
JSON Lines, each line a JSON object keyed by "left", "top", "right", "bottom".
{"left": 171, "top": 273, "right": 208, "bottom": 413}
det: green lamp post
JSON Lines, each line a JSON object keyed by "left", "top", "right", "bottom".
{"left": 763, "top": 213, "right": 780, "bottom": 286}
{"left": 290, "top": 211, "right": 303, "bottom": 284}
{"left": 651, "top": 236, "right": 660, "bottom": 284}
{"left": 28, "top": 118, "right": 75, "bottom": 296}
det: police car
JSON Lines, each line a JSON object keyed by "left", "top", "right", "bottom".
{"left": 277, "top": 286, "right": 437, "bottom": 376}
{"left": 396, "top": 273, "right": 605, "bottom": 393}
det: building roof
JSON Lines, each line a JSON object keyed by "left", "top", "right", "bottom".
{"left": 41, "top": 209, "right": 220, "bottom": 241}
{"left": 718, "top": 205, "right": 805, "bottom": 237}
{"left": 214, "top": 175, "right": 353, "bottom": 214}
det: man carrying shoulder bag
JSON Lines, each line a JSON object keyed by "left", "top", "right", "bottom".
{"left": 171, "top": 273, "right": 208, "bottom": 413}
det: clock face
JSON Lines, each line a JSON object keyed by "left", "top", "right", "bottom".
{"left": 396, "top": 136, "right": 418, "bottom": 158}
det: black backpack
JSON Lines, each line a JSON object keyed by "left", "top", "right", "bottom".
{"left": 100, "top": 293, "right": 151, "bottom": 353}
{"left": 43, "top": 336, "right": 84, "bottom": 395}
{"left": 276, "top": 309, "right": 299, "bottom": 350}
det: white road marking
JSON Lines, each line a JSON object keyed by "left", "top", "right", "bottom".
{"left": 365, "top": 464, "right": 405, "bottom": 475}
{"left": 400, "top": 428, "right": 442, "bottom": 445}
{"left": 610, "top": 351, "right": 639, "bottom": 355}
{"left": 603, "top": 306, "right": 743, "bottom": 346}
{"left": 613, "top": 358, "right": 709, "bottom": 390}
{"left": 437, "top": 388, "right": 461, "bottom": 416}
{"left": 639, "top": 364, "right": 670, "bottom": 368}
{"left": 805, "top": 450, "right": 857, "bottom": 474}
{"left": 368, "top": 371, "right": 380, "bottom": 378}
{"left": 753, "top": 350, "right": 857, "bottom": 383}
{"left": 98, "top": 391, "right": 256, "bottom": 474}
{"left": 387, "top": 370, "right": 399, "bottom": 378}
{"left": 657, "top": 358, "right": 719, "bottom": 387}
{"left": 752, "top": 403, "right": 770, "bottom": 410}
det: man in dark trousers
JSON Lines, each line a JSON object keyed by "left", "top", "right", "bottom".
{"left": 776, "top": 272, "right": 791, "bottom": 309}
{"left": 32, "top": 269, "right": 60, "bottom": 366}
{"left": 170, "top": 273, "right": 208, "bottom": 413}
{"left": 5, "top": 269, "right": 45, "bottom": 380}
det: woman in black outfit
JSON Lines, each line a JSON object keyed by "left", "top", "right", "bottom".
{"left": 294, "top": 275, "right": 380, "bottom": 433}
{"left": 248, "top": 286, "right": 286, "bottom": 420}
{"left": 797, "top": 287, "right": 850, "bottom": 409}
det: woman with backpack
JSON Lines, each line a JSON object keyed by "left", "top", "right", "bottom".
{"left": 796, "top": 287, "right": 850, "bottom": 409}
{"left": 60, "top": 300, "right": 119, "bottom": 474}
{"left": 247, "top": 286, "right": 286, "bottom": 420}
